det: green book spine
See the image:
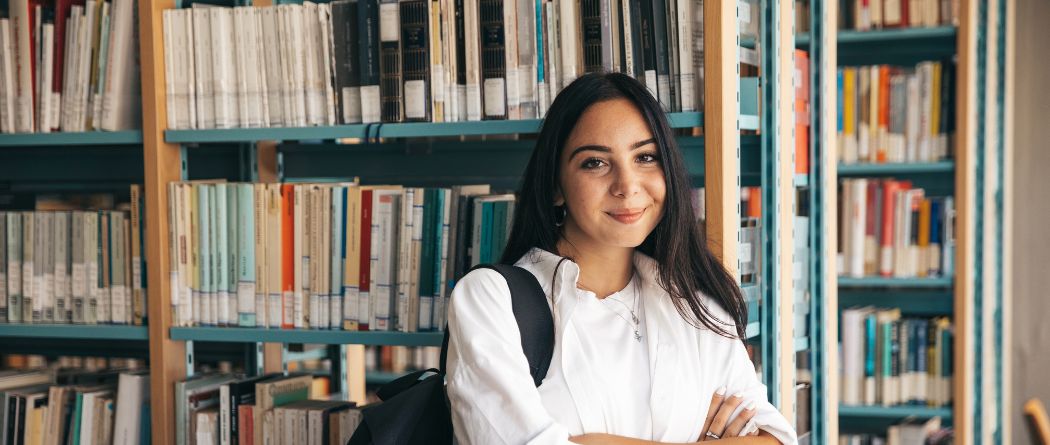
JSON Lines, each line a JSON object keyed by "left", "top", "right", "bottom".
{"left": 480, "top": 202, "right": 493, "bottom": 264}
{"left": 490, "top": 201, "right": 506, "bottom": 263}
{"left": 70, "top": 392, "right": 84, "bottom": 445}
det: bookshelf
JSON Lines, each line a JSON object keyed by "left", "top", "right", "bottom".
{"left": 818, "top": 0, "right": 1012, "bottom": 441}
{"left": 0, "top": 130, "right": 144, "bottom": 147}
{"left": 0, "top": 0, "right": 957, "bottom": 441}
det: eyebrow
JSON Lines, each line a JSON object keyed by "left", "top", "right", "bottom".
{"left": 568, "top": 138, "right": 657, "bottom": 160}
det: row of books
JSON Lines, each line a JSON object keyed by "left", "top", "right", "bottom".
{"left": 0, "top": 185, "right": 147, "bottom": 325}
{"left": 0, "top": 0, "right": 141, "bottom": 134}
{"left": 161, "top": 0, "right": 704, "bottom": 130}
{"left": 363, "top": 345, "right": 440, "bottom": 376}
{"left": 0, "top": 367, "right": 150, "bottom": 445}
{"left": 840, "top": 417, "right": 951, "bottom": 445}
{"left": 167, "top": 181, "right": 517, "bottom": 332}
{"left": 837, "top": 62, "right": 956, "bottom": 165}
{"left": 838, "top": 179, "right": 954, "bottom": 278}
{"left": 177, "top": 372, "right": 362, "bottom": 445}
{"left": 838, "top": 0, "right": 958, "bottom": 31}
{"left": 840, "top": 309, "right": 954, "bottom": 408}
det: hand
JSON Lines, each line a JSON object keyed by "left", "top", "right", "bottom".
{"left": 699, "top": 387, "right": 759, "bottom": 441}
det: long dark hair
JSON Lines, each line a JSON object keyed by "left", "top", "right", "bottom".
{"left": 500, "top": 72, "right": 747, "bottom": 340}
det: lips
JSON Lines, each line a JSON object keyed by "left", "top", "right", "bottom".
{"left": 606, "top": 207, "right": 646, "bottom": 224}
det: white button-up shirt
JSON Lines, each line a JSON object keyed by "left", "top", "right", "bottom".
{"left": 446, "top": 247, "right": 798, "bottom": 445}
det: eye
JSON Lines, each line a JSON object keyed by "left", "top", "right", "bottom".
{"left": 638, "top": 152, "right": 661, "bottom": 164}
{"left": 581, "top": 158, "right": 607, "bottom": 170}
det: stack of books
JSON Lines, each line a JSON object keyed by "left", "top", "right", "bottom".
{"left": 838, "top": 179, "right": 954, "bottom": 279}
{"left": 840, "top": 309, "right": 953, "bottom": 408}
{"left": 0, "top": 367, "right": 150, "bottom": 445}
{"left": 837, "top": 62, "right": 956, "bottom": 165}
{"left": 161, "top": 0, "right": 705, "bottom": 130}
{"left": 0, "top": 0, "right": 141, "bottom": 134}
{"left": 167, "top": 181, "right": 515, "bottom": 332}
{"left": 0, "top": 185, "right": 147, "bottom": 325}
{"left": 178, "top": 372, "right": 362, "bottom": 445}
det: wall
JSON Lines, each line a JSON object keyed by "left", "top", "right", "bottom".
{"left": 1010, "top": 0, "right": 1050, "bottom": 442}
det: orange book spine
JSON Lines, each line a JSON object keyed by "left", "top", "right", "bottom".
{"left": 879, "top": 180, "right": 898, "bottom": 277}
{"left": 281, "top": 184, "right": 295, "bottom": 329}
{"left": 917, "top": 198, "right": 931, "bottom": 277}
{"left": 877, "top": 66, "right": 891, "bottom": 163}
{"left": 747, "top": 187, "right": 762, "bottom": 218}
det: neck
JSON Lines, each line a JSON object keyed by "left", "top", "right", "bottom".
{"left": 555, "top": 230, "right": 635, "bottom": 299}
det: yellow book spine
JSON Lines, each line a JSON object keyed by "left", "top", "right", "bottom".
{"left": 844, "top": 68, "right": 856, "bottom": 136}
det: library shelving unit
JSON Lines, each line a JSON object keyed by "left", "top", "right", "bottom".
{"left": 818, "top": 0, "right": 1013, "bottom": 441}
{"left": 0, "top": 128, "right": 151, "bottom": 397}
{"left": 133, "top": 0, "right": 800, "bottom": 443}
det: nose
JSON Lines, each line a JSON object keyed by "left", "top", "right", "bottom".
{"left": 610, "top": 164, "right": 641, "bottom": 199}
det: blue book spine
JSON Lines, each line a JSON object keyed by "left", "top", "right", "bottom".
{"left": 865, "top": 313, "right": 876, "bottom": 381}
{"left": 837, "top": 69, "right": 844, "bottom": 133}
{"left": 331, "top": 187, "right": 346, "bottom": 330}
{"left": 431, "top": 189, "right": 446, "bottom": 331}
{"left": 215, "top": 184, "right": 230, "bottom": 327}
{"left": 237, "top": 184, "right": 256, "bottom": 327}
{"left": 341, "top": 186, "right": 350, "bottom": 330}
{"left": 916, "top": 319, "right": 928, "bottom": 404}
{"left": 197, "top": 186, "right": 209, "bottom": 327}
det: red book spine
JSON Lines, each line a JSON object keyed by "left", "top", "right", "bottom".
{"left": 358, "top": 189, "right": 373, "bottom": 331}
{"left": 879, "top": 180, "right": 898, "bottom": 277}
{"left": 281, "top": 184, "right": 295, "bottom": 329}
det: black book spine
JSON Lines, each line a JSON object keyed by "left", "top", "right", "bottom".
{"left": 651, "top": 0, "right": 670, "bottom": 109}
{"left": 638, "top": 0, "right": 656, "bottom": 89}
{"left": 400, "top": 0, "right": 432, "bottom": 122}
{"left": 479, "top": 0, "right": 507, "bottom": 120}
{"left": 359, "top": 0, "right": 383, "bottom": 123}
{"left": 581, "top": 0, "right": 602, "bottom": 73}
{"left": 379, "top": 0, "right": 404, "bottom": 123}
{"left": 455, "top": 0, "right": 467, "bottom": 89}
{"left": 627, "top": 0, "right": 644, "bottom": 79}
{"left": 940, "top": 61, "right": 954, "bottom": 158}
{"left": 333, "top": 0, "right": 362, "bottom": 124}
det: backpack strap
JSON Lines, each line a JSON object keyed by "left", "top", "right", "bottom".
{"left": 440, "top": 264, "right": 555, "bottom": 387}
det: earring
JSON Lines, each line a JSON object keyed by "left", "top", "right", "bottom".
{"left": 554, "top": 205, "right": 567, "bottom": 227}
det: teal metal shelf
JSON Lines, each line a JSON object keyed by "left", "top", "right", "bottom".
{"left": 839, "top": 290, "right": 953, "bottom": 315}
{"left": 170, "top": 327, "right": 445, "bottom": 346}
{"left": 838, "top": 161, "right": 955, "bottom": 176}
{"left": 0, "top": 130, "right": 143, "bottom": 146}
{"left": 838, "top": 276, "right": 953, "bottom": 288}
{"left": 796, "top": 26, "right": 957, "bottom": 47}
{"left": 839, "top": 404, "right": 952, "bottom": 420}
{"left": 0, "top": 324, "right": 149, "bottom": 340}
{"left": 165, "top": 112, "right": 733, "bottom": 143}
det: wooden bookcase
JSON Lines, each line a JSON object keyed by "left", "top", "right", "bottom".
{"left": 14, "top": 0, "right": 1017, "bottom": 442}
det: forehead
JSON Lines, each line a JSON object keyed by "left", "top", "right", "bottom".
{"left": 564, "top": 98, "right": 654, "bottom": 148}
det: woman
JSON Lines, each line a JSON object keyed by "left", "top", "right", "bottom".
{"left": 445, "top": 72, "right": 797, "bottom": 445}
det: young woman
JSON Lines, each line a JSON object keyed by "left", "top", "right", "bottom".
{"left": 445, "top": 73, "right": 797, "bottom": 445}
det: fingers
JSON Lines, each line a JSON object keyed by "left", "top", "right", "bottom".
{"left": 699, "top": 386, "right": 727, "bottom": 440}
{"left": 706, "top": 393, "right": 745, "bottom": 440}
{"left": 722, "top": 400, "right": 757, "bottom": 437}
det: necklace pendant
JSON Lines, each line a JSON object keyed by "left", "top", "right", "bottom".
{"left": 634, "top": 330, "right": 642, "bottom": 342}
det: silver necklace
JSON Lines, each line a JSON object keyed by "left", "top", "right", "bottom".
{"left": 600, "top": 277, "right": 642, "bottom": 342}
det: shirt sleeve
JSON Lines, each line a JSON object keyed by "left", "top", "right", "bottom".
{"left": 722, "top": 337, "right": 800, "bottom": 445}
{"left": 445, "top": 268, "right": 575, "bottom": 445}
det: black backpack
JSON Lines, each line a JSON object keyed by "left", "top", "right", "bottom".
{"left": 348, "top": 264, "right": 555, "bottom": 445}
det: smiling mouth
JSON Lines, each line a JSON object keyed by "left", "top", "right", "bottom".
{"left": 606, "top": 208, "right": 646, "bottom": 224}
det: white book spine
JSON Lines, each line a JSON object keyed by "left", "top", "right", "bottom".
{"left": 194, "top": 7, "right": 215, "bottom": 129}
{"left": 39, "top": 23, "right": 54, "bottom": 133}
{"left": 558, "top": 0, "right": 578, "bottom": 87}
{"left": 464, "top": 0, "right": 482, "bottom": 121}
